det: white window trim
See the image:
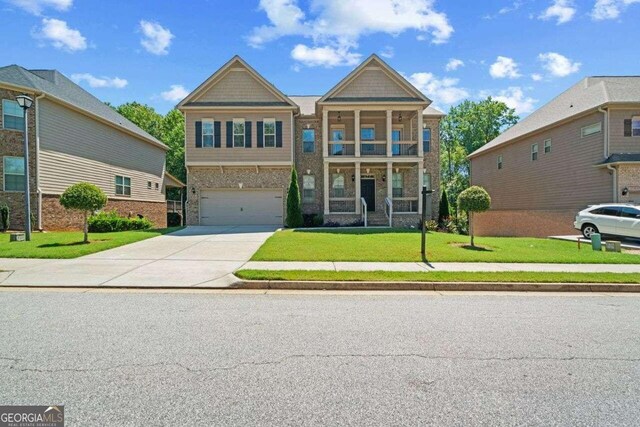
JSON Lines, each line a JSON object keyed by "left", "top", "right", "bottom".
{"left": 544, "top": 138, "right": 551, "bottom": 154}
{"left": 360, "top": 123, "right": 376, "bottom": 141}
{"left": 263, "top": 118, "right": 276, "bottom": 148}
{"left": 497, "top": 155, "right": 503, "bottom": 170}
{"left": 531, "top": 144, "right": 538, "bottom": 161}
{"left": 115, "top": 175, "right": 132, "bottom": 196}
{"left": 332, "top": 173, "right": 345, "bottom": 197}
{"left": 581, "top": 122, "right": 602, "bottom": 138}
{"left": 302, "top": 128, "right": 316, "bottom": 153}
{"left": 2, "top": 99, "right": 24, "bottom": 132}
{"left": 330, "top": 124, "right": 345, "bottom": 142}
{"left": 632, "top": 116, "right": 640, "bottom": 137}
{"left": 201, "top": 118, "right": 214, "bottom": 148}
{"left": 3, "top": 156, "right": 25, "bottom": 192}
{"left": 233, "top": 118, "right": 245, "bottom": 148}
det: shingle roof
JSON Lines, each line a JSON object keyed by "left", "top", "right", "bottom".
{"left": 469, "top": 76, "right": 640, "bottom": 158}
{"left": 183, "top": 101, "right": 292, "bottom": 107}
{"left": 0, "top": 65, "right": 166, "bottom": 149}
{"left": 599, "top": 153, "right": 640, "bottom": 164}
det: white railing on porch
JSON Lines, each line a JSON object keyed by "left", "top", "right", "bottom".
{"left": 392, "top": 197, "right": 419, "bottom": 213}
{"left": 392, "top": 142, "right": 419, "bottom": 156}
{"left": 360, "top": 197, "right": 367, "bottom": 227}
{"left": 329, "top": 198, "right": 356, "bottom": 213}
{"left": 360, "top": 141, "right": 387, "bottom": 156}
{"left": 384, "top": 197, "right": 393, "bottom": 227}
{"left": 167, "top": 200, "right": 183, "bottom": 213}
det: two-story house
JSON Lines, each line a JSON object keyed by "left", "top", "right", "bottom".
{"left": 469, "top": 76, "right": 640, "bottom": 237}
{"left": 0, "top": 65, "right": 182, "bottom": 231}
{"left": 179, "top": 55, "right": 443, "bottom": 227}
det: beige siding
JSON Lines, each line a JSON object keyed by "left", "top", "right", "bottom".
{"left": 333, "top": 68, "right": 413, "bottom": 99}
{"left": 609, "top": 107, "right": 640, "bottom": 153}
{"left": 196, "top": 67, "right": 282, "bottom": 103}
{"left": 38, "top": 98, "right": 166, "bottom": 201}
{"left": 471, "top": 111, "right": 612, "bottom": 211}
{"left": 185, "top": 110, "right": 293, "bottom": 164}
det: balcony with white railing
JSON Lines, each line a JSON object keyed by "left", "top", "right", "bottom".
{"left": 392, "top": 141, "right": 418, "bottom": 157}
{"left": 360, "top": 141, "right": 387, "bottom": 156}
{"left": 329, "top": 141, "right": 355, "bottom": 156}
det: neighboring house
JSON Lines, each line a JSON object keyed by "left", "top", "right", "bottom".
{"left": 469, "top": 76, "right": 640, "bottom": 237}
{"left": 0, "top": 65, "right": 181, "bottom": 231}
{"left": 178, "top": 54, "right": 443, "bottom": 227}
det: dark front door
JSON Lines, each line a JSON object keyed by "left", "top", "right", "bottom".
{"left": 361, "top": 179, "right": 375, "bottom": 212}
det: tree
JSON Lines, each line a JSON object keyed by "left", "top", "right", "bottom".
{"left": 286, "top": 168, "right": 303, "bottom": 228}
{"left": 457, "top": 186, "right": 491, "bottom": 247}
{"left": 60, "top": 183, "right": 107, "bottom": 243}
{"left": 440, "top": 98, "right": 518, "bottom": 217}
{"left": 438, "top": 188, "right": 450, "bottom": 227}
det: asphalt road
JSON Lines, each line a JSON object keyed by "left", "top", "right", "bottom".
{"left": 1, "top": 290, "right": 639, "bottom": 426}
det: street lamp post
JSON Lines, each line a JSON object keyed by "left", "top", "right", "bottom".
{"left": 16, "top": 95, "right": 33, "bottom": 241}
{"left": 421, "top": 185, "right": 433, "bottom": 263}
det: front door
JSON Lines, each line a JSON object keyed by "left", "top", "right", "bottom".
{"left": 361, "top": 179, "right": 375, "bottom": 212}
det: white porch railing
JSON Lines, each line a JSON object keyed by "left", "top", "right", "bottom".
{"left": 360, "top": 141, "right": 387, "bottom": 156}
{"left": 384, "top": 197, "right": 393, "bottom": 227}
{"left": 360, "top": 197, "right": 368, "bottom": 227}
{"left": 167, "top": 200, "right": 182, "bottom": 213}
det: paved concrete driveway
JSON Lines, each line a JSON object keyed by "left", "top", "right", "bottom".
{"left": 0, "top": 226, "right": 277, "bottom": 288}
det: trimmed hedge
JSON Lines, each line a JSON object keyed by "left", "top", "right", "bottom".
{"left": 88, "top": 210, "right": 153, "bottom": 233}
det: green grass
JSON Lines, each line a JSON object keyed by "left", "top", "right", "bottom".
{"left": 236, "top": 269, "right": 640, "bottom": 284}
{"left": 0, "top": 227, "right": 183, "bottom": 259}
{"left": 251, "top": 229, "right": 640, "bottom": 264}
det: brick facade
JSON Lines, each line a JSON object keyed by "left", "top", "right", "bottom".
{"left": 474, "top": 209, "right": 578, "bottom": 237}
{"left": 294, "top": 117, "right": 324, "bottom": 216}
{"left": 618, "top": 164, "right": 640, "bottom": 204}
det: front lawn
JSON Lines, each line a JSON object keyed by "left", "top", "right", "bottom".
{"left": 0, "top": 227, "right": 182, "bottom": 259}
{"left": 252, "top": 229, "right": 640, "bottom": 264}
{"left": 236, "top": 270, "right": 640, "bottom": 284}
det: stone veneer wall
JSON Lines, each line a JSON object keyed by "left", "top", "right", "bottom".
{"left": 618, "top": 164, "right": 640, "bottom": 204}
{"left": 186, "top": 166, "right": 290, "bottom": 225}
{"left": 0, "top": 88, "right": 39, "bottom": 230}
{"left": 41, "top": 194, "right": 167, "bottom": 230}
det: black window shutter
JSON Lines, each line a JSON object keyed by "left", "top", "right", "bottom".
{"left": 276, "top": 121, "right": 283, "bottom": 148}
{"left": 226, "top": 121, "right": 233, "bottom": 148}
{"left": 214, "top": 121, "right": 221, "bottom": 148}
{"left": 195, "top": 121, "right": 202, "bottom": 148}
{"left": 245, "top": 121, "right": 252, "bottom": 148}
{"left": 624, "top": 119, "right": 632, "bottom": 137}
{"left": 257, "top": 121, "right": 264, "bottom": 148}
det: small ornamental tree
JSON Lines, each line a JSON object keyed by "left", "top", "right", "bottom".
{"left": 286, "top": 168, "right": 304, "bottom": 228}
{"left": 457, "top": 186, "right": 491, "bottom": 247}
{"left": 438, "top": 188, "right": 450, "bottom": 228}
{"left": 0, "top": 203, "right": 9, "bottom": 232}
{"left": 59, "top": 183, "right": 107, "bottom": 243}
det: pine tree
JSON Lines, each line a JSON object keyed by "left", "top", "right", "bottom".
{"left": 438, "top": 188, "right": 450, "bottom": 227}
{"left": 286, "top": 168, "right": 304, "bottom": 228}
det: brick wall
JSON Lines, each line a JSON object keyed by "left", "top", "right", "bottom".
{"left": 474, "top": 209, "right": 578, "bottom": 237}
{"left": 294, "top": 116, "right": 324, "bottom": 215}
{"left": 618, "top": 164, "right": 640, "bottom": 204}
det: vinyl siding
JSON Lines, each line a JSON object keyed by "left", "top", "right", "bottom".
{"left": 38, "top": 98, "right": 166, "bottom": 201}
{"left": 609, "top": 107, "right": 640, "bottom": 153}
{"left": 185, "top": 111, "right": 293, "bottom": 164}
{"left": 471, "top": 111, "right": 611, "bottom": 211}
{"left": 196, "top": 67, "right": 282, "bottom": 103}
{"left": 333, "top": 67, "right": 413, "bottom": 99}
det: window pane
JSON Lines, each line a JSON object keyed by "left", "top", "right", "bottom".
{"left": 392, "top": 188, "right": 403, "bottom": 198}
{"left": 3, "top": 100, "right": 23, "bottom": 117}
{"left": 392, "top": 130, "right": 401, "bottom": 142}
{"left": 4, "top": 174, "right": 24, "bottom": 191}
{"left": 582, "top": 122, "right": 601, "bottom": 137}
{"left": 423, "top": 173, "right": 431, "bottom": 191}
{"left": 302, "top": 129, "right": 315, "bottom": 142}
{"left": 115, "top": 175, "right": 123, "bottom": 185}
{"left": 234, "top": 135, "right": 244, "bottom": 147}
{"left": 203, "top": 135, "right": 214, "bottom": 147}
{"left": 392, "top": 173, "right": 403, "bottom": 188}
{"left": 361, "top": 128, "right": 375, "bottom": 141}
{"left": 332, "top": 174, "right": 344, "bottom": 189}
{"left": 632, "top": 117, "right": 640, "bottom": 136}
{"left": 202, "top": 122, "right": 214, "bottom": 134}
{"left": 124, "top": 186, "right": 131, "bottom": 196}
{"left": 303, "top": 141, "right": 315, "bottom": 153}
{"left": 3, "top": 115, "right": 24, "bottom": 131}
{"left": 4, "top": 157, "right": 24, "bottom": 174}
{"left": 233, "top": 121, "right": 244, "bottom": 134}
{"left": 116, "top": 185, "right": 123, "bottom": 195}
{"left": 264, "top": 135, "right": 275, "bottom": 147}
{"left": 331, "top": 129, "right": 344, "bottom": 141}
{"left": 303, "top": 175, "right": 315, "bottom": 189}
{"left": 264, "top": 121, "right": 275, "bottom": 135}
{"left": 422, "top": 128, "right": 431, "bottom": 142}
{"left": 331, "top": 143, "right": 344, "bottom": 155}
{"left": 124, "top": 177, "right": 131, "bottom": 186}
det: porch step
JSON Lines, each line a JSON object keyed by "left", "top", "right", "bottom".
{"left": 365, "top": 213, "right": 390, "bottom": 227}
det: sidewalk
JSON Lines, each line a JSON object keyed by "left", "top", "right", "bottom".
{"left": 240, "top": 261, "right": 640, "bottom": 273}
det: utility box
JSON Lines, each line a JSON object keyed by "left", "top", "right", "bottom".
{"left": 9, "top": 232, "right": 25, "bottom": 242}
{"left": 605, "top": 241, "right": 622, "bottom": 253}
{"left": 591, "top": 233, "right": 602, "bottom": 251}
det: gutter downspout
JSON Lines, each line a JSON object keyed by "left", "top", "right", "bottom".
{"left": 598, "top": 106, "right": 609, "bottom": 158}
{"left": 35, "top": 93, "right": 45, "bottom": 231}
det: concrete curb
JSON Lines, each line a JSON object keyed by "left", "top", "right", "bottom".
{"left": 235, "top": 280, "right": 640, "bottom": 292}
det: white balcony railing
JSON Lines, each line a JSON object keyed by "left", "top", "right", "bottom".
{"left": 329, "top": 142, "right": 355, "bottom": 156}
{"left": 360, "top": 141, "right": 387, "bottom": 156}
{"left": 392, "top": 142, "right": 418, "bottom": 156}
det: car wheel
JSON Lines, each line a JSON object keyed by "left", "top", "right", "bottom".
{"left": 582, "top": 224, "right": 599, "bottom": 239}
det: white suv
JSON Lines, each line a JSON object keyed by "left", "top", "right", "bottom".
{"left": 574, "top": 204, "right": 640, "bottom": 239}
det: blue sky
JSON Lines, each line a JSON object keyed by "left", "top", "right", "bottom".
{"left": 1, "top": 0, "right": 638, "bottom": 116}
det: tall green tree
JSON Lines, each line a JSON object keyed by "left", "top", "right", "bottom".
{"left": 440, "top": 98, "right": 518, "bottom": 215}
{"left": 286, "top": 168, "right": 303, "bottom": 228}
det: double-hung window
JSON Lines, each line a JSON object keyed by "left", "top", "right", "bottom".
{"left": 497, "top": 155, "right": 503, "bottom": 170}
{"left": 202, "top": 119, "right": 214, "bottom": 148}
{"left": 544, "top": 139, "right": 551, "bottom": 154}
{"left": 2, "top": 100, "right": 24, "bottom": 131}
{"left": 422, "top": 173, "right": 432, "bottom": 191}
{"left": 302, "top": 129, "right": 315, "bottom": 153}
{"left": 422, "top": 126, "right": 431, "bottom": 153}
{"left": 303, "top": 175, "right": 315, "bottom": 203}
{"left": 632, "top": 116, "right": 640, "bottom": 137}
{"left": 233, "top": 119, "right": 245, "bottom": 147}
{"left": 330, "top": 126, "right": 345, "bottom": 155}
{"left": 115, "top": 175, "right": 131, "bottom": 196}
{"left": 392, "top": 172, "right": 403, "bottom": 198}
{"left": 3, "top": 156, "right": 24, "bottom": 192}
{"left": 332, "top": 173, "right": 345, "bottom": 197}
{"left": 392, "top": 126, "right": 403, "bottom": 156}
{"left": 263, "top": 119, "right": 276, "bottom": 148}
{"left": 531, "top": 144, "right": 538, "bottom": 161}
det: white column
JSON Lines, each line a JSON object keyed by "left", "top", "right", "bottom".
{"left": 417, "top": 109, "right": 424, "bottom": 157}
{"left": 322, "top": 110, "right": 329, "bottom": 158}
{"left": 418, "top": 164, "right": 424, "bottom": 214}
{"left": 355, "top": 162, "right": 361, "bottom": 214}
{"left": 354, "top": 109, "right": 361, "bottom": 157}
{"left": 387, "top": 162, "right": 393, "bottom": 201}
{"left": 386, "top": 110, "right": 393, "bottom": 158}
{"left": 323, "top": 162, "right": 330, "bottom": 215}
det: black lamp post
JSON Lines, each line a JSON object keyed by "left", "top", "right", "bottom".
{"left": 421, "top": 185, "right": 433, "bottom": 263}
{"left": 16, "top": 95, "right": 33, "bottom": 241}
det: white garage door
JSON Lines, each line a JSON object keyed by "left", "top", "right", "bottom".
{"left": 200, "top": 189, "right": 283, "bottom": 226}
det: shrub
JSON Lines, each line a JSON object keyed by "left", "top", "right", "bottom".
{"left": 457, "top": 186, "right": 491, "bottom": 247}
{"left": 60, "top": 183, "right": 107, "bottom": 243}
{"left": 88, "top": 210, "right": 152, "bottom": 233}
{"left": 0, "top": 203, "right": 9, "bottom": 232}
{"left": 438, "top": 188, "right": 450, "bottom": 227}
{"left": 312, "top": 214, "right": 324, "bottom": 227}
{"left": 425, "top": 220, "right": 438, "bottom": 231}
{"left": 286, "top": 168, "right": 303, "bottom": 228}
{"left": 167, "top": 212, "right": 182, "bottom": 227}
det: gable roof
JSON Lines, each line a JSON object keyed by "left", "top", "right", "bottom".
{"left": 318, "top": 54, "right": 430, "bottom": 104}
{"left": 177, "top": 56, "right": 298, "bottom": 109}
{"left": 0, "top": 65, "right": 167, "bottom": 150}
{"left": 469, "top": 76, "right": 640, "bottom": 158}
{"left": 289, "top": 95, "right": 445, "bottom": 117}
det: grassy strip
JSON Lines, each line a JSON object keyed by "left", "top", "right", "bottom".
{"left": 0, "top": 227, "right": 183, "bottom": 259}
{"left": 252, "top": 229, "right": 640, "bottom": 264}
{"left": 236, "top": 269, "right": 640, "bottom": 284}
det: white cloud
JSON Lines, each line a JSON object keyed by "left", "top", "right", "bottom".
{"left": 591, "top": 0, "right": 640, "bottom": 20}
{"left": 71, "top": 73, "right": 128, "bottom": 88}
{"left": 160, "top": 84, "right": 189, "bottom": 102}
{"left": 531, "top": 73, "right": 543, "bottom": 81}
{"left": 539, "top": 0, "right": 576, "bottom": 24}
{"left": 407, "top": 72, "right": 469, "bottom": 108}
{"left": 483, "top": 87, "right": 537, "bottom": 115}
{"left": 139, "top": 20, "right": 174, "bottom": 55}
{"left": 34, "top": 18, "right": 86, "bottom": 52}
{"left": 445, "top": 58, "right": 464, "bottom": 71}
{"left": 538, "top": 52, "right": 581, "bottom": 77}
{"left": 380, "top": 46, "right": 394, "bottom": 58}
{"left": 291, "top": 44, "right": 361, "bottom": 67}
{"left": 6, "top": 0, "right": 71, "bottom": 15}
{"left": 489, "top": 56, "right": 521, "bottom": 79}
